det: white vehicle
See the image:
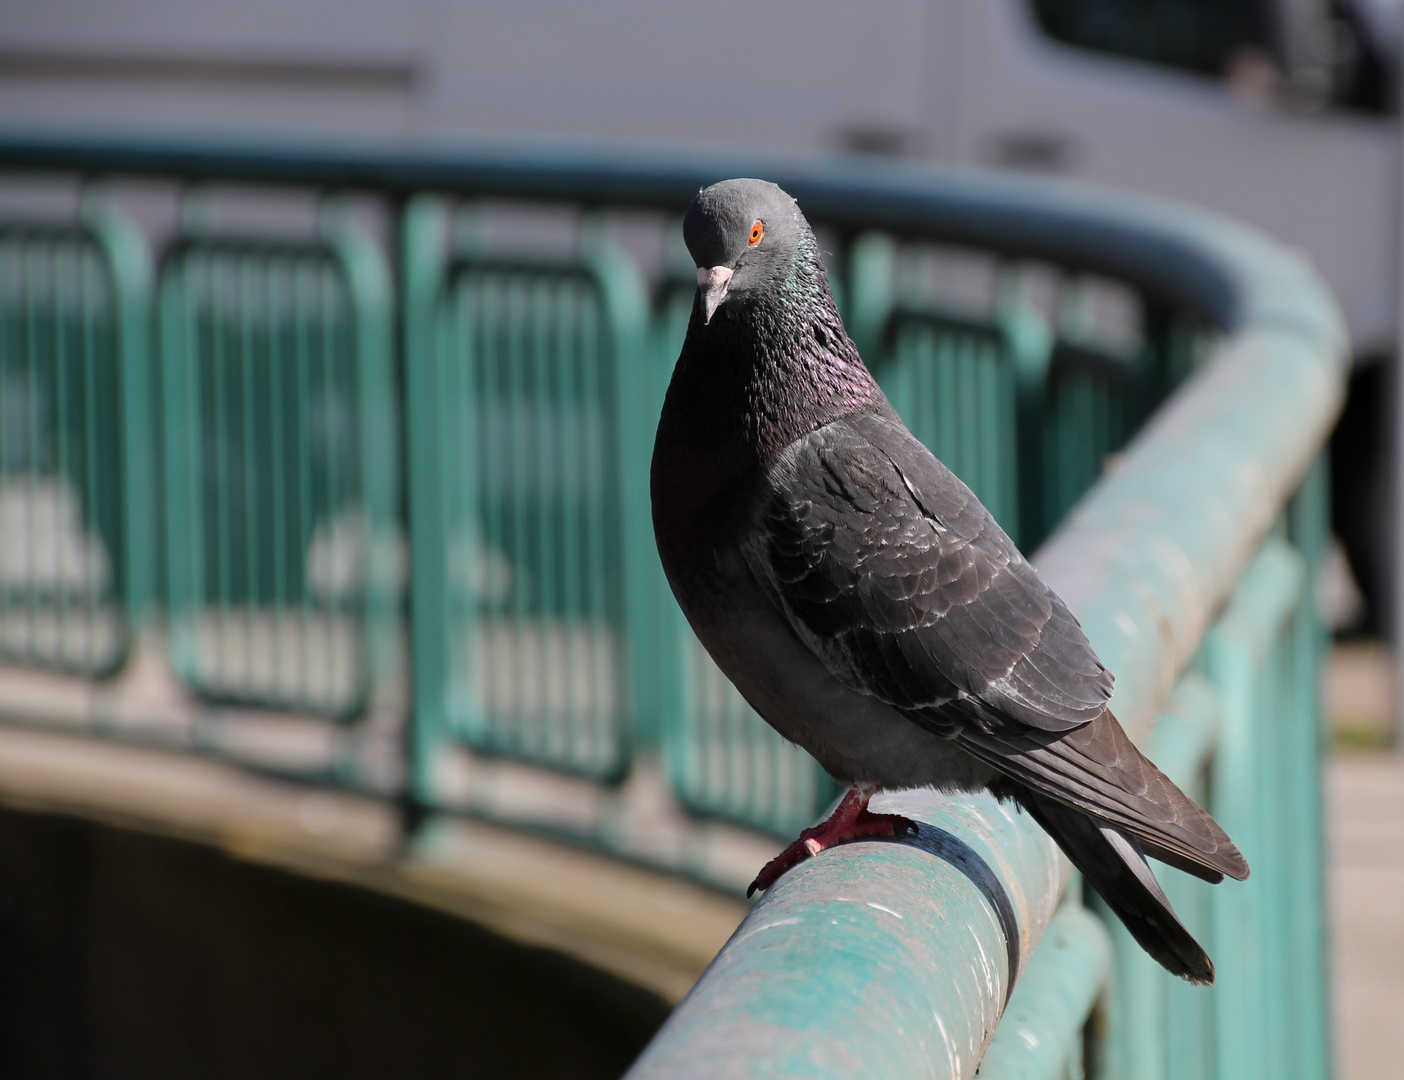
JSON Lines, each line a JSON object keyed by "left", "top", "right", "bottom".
{"left": 2, "top": 0, "right": 1396, "bottom": 350}
{"left": 2, "top": 0, "right": 1396, "bottom": 626}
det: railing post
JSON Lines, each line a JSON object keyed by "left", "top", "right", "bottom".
{"left": 581, "top": 218, "right": 658, "bottom": 753}
{"left": 321, "top": 202, "right": 399, "bottom": 780}
{"left": 1204, "top": 540, "right": 1308, "bottom": 1080}
{"left": 82, "top": 194, "right": 155, "bottom": 634}
{"left": 403, "top": 194, "right": 453, "bottom": 802}
{"left": 1287, "top": 456, "right": 1333, "bottom": 1080}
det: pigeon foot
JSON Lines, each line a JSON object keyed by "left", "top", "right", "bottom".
{"left": 747, "top": 784, "right": 915, "bottom": 897}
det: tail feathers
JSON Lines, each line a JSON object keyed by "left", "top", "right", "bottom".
{"left": 956, "top": 707, "right": 1249, "bottom": 885}
{"left": 1022, "top": 790, "right": 1215, "bottom": 985}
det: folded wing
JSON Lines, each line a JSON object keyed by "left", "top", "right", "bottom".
{"left": 745, "top": 407, "right": 1245, "bottom": 882}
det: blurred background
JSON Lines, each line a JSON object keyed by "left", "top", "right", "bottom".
{"left": 0, "top": 1, "right": 1399, "bottom": 1078}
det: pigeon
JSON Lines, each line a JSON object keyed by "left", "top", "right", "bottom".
{"left": 650, "top": 178, "right": 1248, "bottom": 985}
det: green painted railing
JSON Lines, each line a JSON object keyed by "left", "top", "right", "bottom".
{"left": 0, "top": 201, "right": 152, "bottom": 676}
{"left": 406, "top": 197, "right": 652, "bottom": 783}
{"left": 159, "top": 216, "right": 397, "bottom": 724}
{"left": 0, "top": 131, "right": 1344, "bottom": 1079}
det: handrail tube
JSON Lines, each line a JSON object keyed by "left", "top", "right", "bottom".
{"left": 1036, "top": 328, "right": 1342, "bottom": 743}
{"left": 974, "top": 903, "right": 1113, "bottom": 1080}
{"left": 624, "top": 787, "right": 1065, "bottom": 1080}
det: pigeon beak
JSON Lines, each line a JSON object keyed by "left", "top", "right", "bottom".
{"left": 698, "top": 265, "right": 733, "bottom": 324}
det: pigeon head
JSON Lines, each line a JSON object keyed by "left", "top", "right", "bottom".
{"left": 683, "top": 179, "right": 812, "bottom": 325}
{"left": 660, "top": 176, "right": 877, "bottom": 477}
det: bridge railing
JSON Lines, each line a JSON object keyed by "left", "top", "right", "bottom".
{"left": 0, "top": 132, "right": 1344, "bottom": 1079}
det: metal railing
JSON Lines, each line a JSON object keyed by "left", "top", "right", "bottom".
{"left": 0, "top": 130, "right": 1345, "bottom": 1079}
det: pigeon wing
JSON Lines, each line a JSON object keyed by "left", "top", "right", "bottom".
{"left": 744, "top": 409, "right": 1112, "bottom": 733}
{"left": 745, "top": 410, "right": 1247, "bottom": 883}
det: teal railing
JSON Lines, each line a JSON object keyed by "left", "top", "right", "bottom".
{"left": 0, "top": 132, "right": 1344, "bottom": 1080}
{"left": 0, "top": 207, "right": 153, "bottom": 676}
{"left": 159, "top": 221, "right": 397, "bottom": 723}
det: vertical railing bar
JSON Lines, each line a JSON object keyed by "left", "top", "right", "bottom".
{"left": 733, "top": 678, "right": 748, "bottom": 822}
{"left": 319, "top": 259, "right": 341, "bottom": 710}
{"left": 22, "top": 238, "right": 41, "bottom": 654}
{"left": 444, "top": 270, "right": 464, "bottom": 726}
{"left": 536, "top": 277, "right": 565, "bottom": 758}
{"left": 474, "top": 272, "right": 502, "bottom": 749}
{"left": 529, "top": 277, "right": 555, "bottom": 756}
{"left": 62, "top": 241, "right": 83, "bottom": 661}
{"left": 584, "top": 276, "right": 610, "bottom": 770}
{"left": 571, "top": 279, "right": 594, "bottom": 768}
{"left": 294, "top": 257, "right": 315, "bottom": 709}
{"left": 179, "top": 252, "right": 204, "bottom": 682}
{"left": 1291, "top": 459, "right": 1332, "bottom": 1080}
{"left": 266, "top": 256, "right": 288, "bottom": 699}
{"left": 701, "top": 651, "right": 717, "bottom": 811}
{"left": 80, "top": 242, "right": 103, "bottom": 669}
{"left": 1262, "top": 628, "right": 1290, "bottom": 1080}
{"left": 210, "top": 249, "right": 234, "bottom": 691}
{"left": 936, "top": 330, "right": 956, "bottom": 495}
{"left": 76, "top": 237, "right": 99, "bottom": 668}
{"left": 475, "top": 272, "right": 502, "bottom": 749}
{"left": 1003, "top": 334, "right": 1021, "bottom": 535}
{"left": 562, "top": 275, "right": 581, "bottom": 763}
{"left": 454, "top": 270, "right": 476, "bottom": 735}
{"left": 238, "top": 251, "right": 260, "bottom": 696}
{"left": 916, "top": 320, "right": 935, "bottom": 460}
{"left": 686, "top": 643, "right": 702, "bottom": 807}
{"left": 702, "top": 655, "right": 718, "bottom": 813}
{"left": 505, "top": 273, "right": 532, "bottom": 754}
{"left": 719, "top": 668, "right": 734, "bottom": 819}
{"left": 51, "top": 240, "right": 72, "bottom": 663}
{"left": 977, "top": 335, "right": 997, "bottom": 531}
{"left": 1004, "top": 334, "right": 1022, "bottom": 537}
{"left": 958, "top": 331, "right": 977, "bottom": 495}
{"left": 579, "top": 292, "right": 610, "bottom": 770}
{"left": 961, "top": 334, "right": 981, "bottom": 504}
{"left": 557, "top": 278, "right": 584, "bottom": 763}
{"left": 341, "top": 241, "right": 372, "bottom": 720}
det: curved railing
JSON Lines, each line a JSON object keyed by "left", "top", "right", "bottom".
{"left": 0, "top": 131, "right": 1345, "bottom": 1079}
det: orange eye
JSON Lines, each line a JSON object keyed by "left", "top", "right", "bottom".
{"left": 749, "top": 221, "right": 765, "bottom": 245}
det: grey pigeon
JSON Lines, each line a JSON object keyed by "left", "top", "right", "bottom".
{"left": 650, "top": 178, "right": 1248, "bottom": 984}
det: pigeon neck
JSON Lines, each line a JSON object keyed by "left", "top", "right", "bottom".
{"left": 723, "top": 291, "right": 878, "bottom": 460}
{"left": 653, "top": 256, "right": 878, "bottom": 515}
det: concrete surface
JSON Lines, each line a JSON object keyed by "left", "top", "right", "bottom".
{"left": 1328, "top": 751, "right": 1404, "bottom": 1080}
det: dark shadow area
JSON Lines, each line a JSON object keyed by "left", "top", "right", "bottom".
{"left": 0, "top": 806, "right": 669, "bottom": 1080}
{"left": 1332, "top": 357, "right": 1390, "bottom": 637}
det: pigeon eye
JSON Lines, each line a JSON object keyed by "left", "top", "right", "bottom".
{"left": 749, "top": 221, "right": 765, "bottom": 245}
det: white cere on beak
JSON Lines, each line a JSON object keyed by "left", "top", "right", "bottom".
{"left": 698, "top": 265, "right": 734, "bottom": 324}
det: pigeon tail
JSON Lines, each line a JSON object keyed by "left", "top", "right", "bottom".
{"left": 955, "top": 706, "right": 1249, "bottom": 886}
{"left": 1019, "top": 789, "right": 1215, "bottom": 985}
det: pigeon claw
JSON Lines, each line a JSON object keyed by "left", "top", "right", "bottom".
{"left": 746, "top": 784, "right": 917, "bottom": 897}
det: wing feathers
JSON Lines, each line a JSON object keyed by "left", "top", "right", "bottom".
{"left": 746, "top": 407, "right": 1243, "bottom": 890}
{"left": 956, "top": 706, "right": 1249, "bottom": 883}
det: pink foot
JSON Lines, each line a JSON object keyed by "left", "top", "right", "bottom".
{"left": 748, "top": 785, "right": 916, "bottom": 897}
